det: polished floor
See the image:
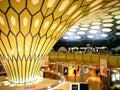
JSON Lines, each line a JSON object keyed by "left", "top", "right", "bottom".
{"left": 0, "top": 69, "right": 108, "bottom": 90}
{"left": 56, "top": 69, "right": 106, "bottom": 90}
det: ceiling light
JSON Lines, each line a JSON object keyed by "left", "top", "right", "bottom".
{"left": 116, "top": 25, "right": 120, "bottom": 30}
{"left": 89, "top": 30, "right": 98, "bottom": 33}
{"left": 47, "top": 0, "right": 56, "bottom": 8}
{"left": 11, "top": 16, "right": 16, "bottom": 26}
{"left": 77, "top": 31, "right": 85, "bottom": 35}
{"left": 67, "top": 5, "right": 77, "bottom": 15}
{"left": 116, "top": 32, "right": 120, "bottom": 35}
{"left": 103, "top": 23, "right": 113, "bottom": 27}
{"left": 44, "top": 21, "right": 49, "bottom": 29}
{"left": 69, "top": 28, "right": 77, "bottom": 32}
{"left": 63, "top": 36, "right": 69, "bottom": 39}
{"left": 114, "top": 15, "right": 120, "bottom": 19}
{"left": 102, "top": 28, "right": 112, "bottom": 32}
{"left": 75, "top": 36, "right": 81, "bottom": 39}
{"left": 71, "top": 25, "right": 79, "bottom": 28}
{"left": 34, "top": 19, "right": 39, "bottom": 28}
{"left": 100, "top": 34, "right": 108, "bottom": 37}
{"left": 80, "top": 24, "right": 90, "bottom": 27}
{"left": 90, "top": 26, "right": 100, "bottom": 29}
{"left": 66, "top": 32, "right": 74, "bottom": 35}
{"left": 116, "top": 20, "right": 120, "bottom": 24}
{"left": 91, "top": 22, "right": 101, "bottom": 25}
{"left": 58, "top": 0, "right": 69, "bottom": 12}
{"left": 32, "top": 0, "right": 39, "bottom": 6}
{"left": 23, "top": 17, "right": 28, "bottom": 27}
{"left": 87, "top": 35, "right": 94, "bottom": 38}
{"left": 102, "top": 19, "right": 113, "bottom": 23}
{"left": 0, "top": 16, "right": 4, "bottom": 26}
{"left": 79, "top": 27, "right": 88, "bottom": 31}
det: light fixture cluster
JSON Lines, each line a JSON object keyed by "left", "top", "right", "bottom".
{"left": 62, "top": 0, "right": 120, "bottom": 41}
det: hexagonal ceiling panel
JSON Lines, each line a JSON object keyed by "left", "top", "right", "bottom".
{"left": 54, "top": 0, "right": 120, "bottom": 49}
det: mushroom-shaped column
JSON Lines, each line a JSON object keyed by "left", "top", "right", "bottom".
{"left": 0, "top": 0, "right": 86, "bottom": 83}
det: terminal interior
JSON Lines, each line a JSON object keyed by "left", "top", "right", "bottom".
{"left": 0, "top": 0, "right": 120, "bottom": 90}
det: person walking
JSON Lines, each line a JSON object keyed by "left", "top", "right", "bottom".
{"left": 74, "top": 69, "right": 77, "bottom": 77}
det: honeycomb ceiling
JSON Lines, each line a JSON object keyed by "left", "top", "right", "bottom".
{"left": 54, "top": 0, "right": 120, "bottom": 49}
{"left": 0, "top": 0, "right": 120, "bottom": 57}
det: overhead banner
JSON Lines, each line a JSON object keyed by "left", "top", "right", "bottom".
{"left": 100, "top": 59, "right": 107, "bottom": 77}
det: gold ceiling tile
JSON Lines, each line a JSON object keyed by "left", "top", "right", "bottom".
{"left": 67, "top": 7, "right": 86, "bottom": 24}
{"left": 5, "top": 60, "right": 13, "bottom": 81}
{"left": 81, "top": 0, "right": 93, "bottom": 6}
{"left": 89, "top": 4, "right": 103, "bottom": 12}
{"left": 53, "top": 21, "right": 66, "bottom": 37}
{"left": 6, "top": 8, "right": 19, "bottom": 35}
{"left": 42, "top": 0, "right": 59, "bottom": 16}
{"left": 17, "top": 33, "right": 24, "bottom": 59}
{"left": 40, "top": 15, "right": 53, "bottom": 37}
{"left": 21, "top": 57, "right": 25, "bottom": 83}
{"left": 46, "top": 0, "right": 59, "bottom": 16}
{"left": 25, "top": 34, "right": 32, "bottom": 59}
{"left": 1, "top": 33, "right": 12, "bottom": 59}
{"left": 9, "top": 59, "right": 16, "bottom": 82}
{"left": 27, "top": 0, "right": 42, "bottom": 15}
{"left": 20, "top": 10, "right": 31, "bottom": 36}
{"left": 12, "top": 57, "right": 18, "bottom": 83}
{"left": 29, "top": 57, "right": 35, "bottom": 80}
{"left": 30, "top": 35, "right": 40, "bottom": 58}
{"left": 31, "top": 12, "right": 43, "bottom": 37}
{"left": 107, "top": 7, "right": 120, "bottom": 12}
{"left": 31, "top": 0, "right": 39, "bottom": 6}
{"left": 0, "top": 39, "right": 7, "bottom": 57}
{"left": 8, "top": 33, "right": 17, "bottom": 59}
{"left": 47, "top": 18, "right": 60, "bottom": 38}
{"left": 62, "top": 3, "right": 79, "bottom": 22}
{"left": 15, "top": 0, "right": 21, "bottom": 3}
{"left": 0, "top": 12, "right": 9, "bottom": 35}
{"left": 44, "top": 39, "right": 56, "bottom": 55}
{"left": 36, "top": 36, "right": 46, "bottom": 57}
{"left": 0, "top": 15, "right": 5, "bottom": 26}
{"left": 25, "top": 57, "right": 30, "bottom": 82}
{"left": 112, "top": 10, "right": 120, "bottom": 15}
{"left": 53, "top": 0, "right": 73, "bottom": 19}
{"left": 40, "top": 37, "right": 51, "bottom": 56}
{"left": 10, "top": 0, "right": 26, "bottom": 13}
{"left": 17, "top": 57, "right": 22, "bottom": 83}
{"left": 0, "top": 0, "right": 9, "bottom": 13}
{"left": 105, "top": 0, "right": 118, "bottom": 7}
{"left": 89, "top": 0, "right": 103, "bottom": 7}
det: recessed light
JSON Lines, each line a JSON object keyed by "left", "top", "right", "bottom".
{"left": 100, "top": 34, "right": 108, "bottom": 37}
{"left": 89, "top": 30, "right": 98, "bottom": 33}
{"left": 79, "top": 27, "right": 88, "bottom": 31}
{"left": 77, "top": 31, "right": 85, "bottom": 35}
{"left": 90, "top": 26, "right": 100, "bottom": 29}
{"left": 87, "top": 35, "right": 94, "bottom": 38}
{"left": 63, "top": 36, "right": 69, "bottom": 39}
{"left": 102, "top": 28, "right": 112, "bottom": 32}
{"left": 116, "top": 32, "right": 120, "bottom": 35}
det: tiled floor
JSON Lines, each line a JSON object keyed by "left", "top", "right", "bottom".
{"left": 56, "top": 69, "right": 104, "bottom": 90}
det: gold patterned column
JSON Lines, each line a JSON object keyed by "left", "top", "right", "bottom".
{"left": 0, "top": 0, "right": 116, "bottom": 84}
